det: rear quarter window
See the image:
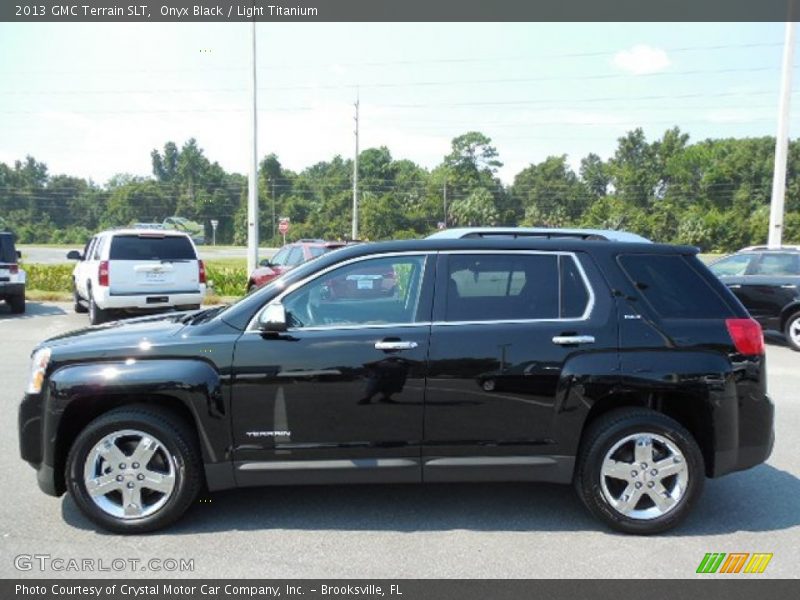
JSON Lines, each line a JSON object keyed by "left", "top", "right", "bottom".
{"left": 619, "top": 254, "right": 734, "bottom": 319}
{"left": 109, "top": 235, "right": 197, "bottom": 261}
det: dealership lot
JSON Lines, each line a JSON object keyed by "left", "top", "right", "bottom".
{"left": 1, "top": 302, "right": 798, "bottom": 579}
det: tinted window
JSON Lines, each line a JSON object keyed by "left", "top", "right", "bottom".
{"left": 619, "top": 254, "right": 733, "bottom": 319}
{"left": 709, "top": 254, "right": 755, "bottom": 277}
{"left": 561, "top": 255, "right": 590, "bottom": 318}
{"left": 92, "top": 236, "right": 106, "bottom": 260}
{"left": 283, "top": 255, "right": 425, "bottom": 328}
{"left": 751, "top": 253, "right": 800, "bottom": 276}
{"left": 109, "top": 235, "right": 196, "bottom": 261}
{"left": 445, "top": 254, "right": 559, "bottom": 321}
{"left": 309, "top": 246, "right": 327, "bottom": 258}
{"left": 0, "top": 234, "right": 16, "bottom": 263}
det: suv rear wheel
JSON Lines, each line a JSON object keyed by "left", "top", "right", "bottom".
{"left": 88, "top": 287, "right": 109, "bottom": 325}
{"left": 65, "top": 406, "right": 202, "bottom": 534}
{"left": 8, "top": 292, "right": 25, "bottom": 314}
{"left": 574, "top": 408, "right": 704, "bottom": 535}
{"left": 784, "top": 311, "right": 800, "bottom": 352}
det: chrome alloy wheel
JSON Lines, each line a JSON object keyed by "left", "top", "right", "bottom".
{"left": 83, "top": 429, "right": 177, "bottom": 519}
{"left": 789, "top": 316, "right": 800, "bottom": 348}
{"left": 599, "top": 432, "right": 689, "bottom": 520}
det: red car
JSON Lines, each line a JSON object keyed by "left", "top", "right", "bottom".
{"left": 246, "top": 239, "right": 346, "bottom": 292}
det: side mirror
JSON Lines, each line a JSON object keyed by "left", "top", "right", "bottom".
{"left": 257, "top": 303, "right": 287, "bottom": 333}
{"left": 259, "top": 258, "right": 272, "bottom": 267}
{"left": 16, "top": 250, "right": 21, "bottom": 259}
{"left": 66, "top": 250, "right": 83, "bottom": 260}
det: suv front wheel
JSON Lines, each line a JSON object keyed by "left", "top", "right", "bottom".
{"left": 574, "top": 408, "right": 704, "bottom": 535}
{"left": 66, "top": 406, "right": 202, "bottom": 534}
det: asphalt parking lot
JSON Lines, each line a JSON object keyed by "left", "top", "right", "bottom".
{"left": 1, "top": 302, "right": 798, "bottom": 579}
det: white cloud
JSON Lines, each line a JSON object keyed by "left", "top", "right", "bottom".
{"left": 612, "top": 44, "right": 671, "bottom": 75}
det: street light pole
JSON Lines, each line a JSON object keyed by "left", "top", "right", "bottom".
{"left": 768, "top": 21, "right": 796, "bottom": 249}
{"left": 246, "top": 18, "right": 259, "bottom": 275}
{"left": 352, "top": 94, "right": 359, "bottom": 241}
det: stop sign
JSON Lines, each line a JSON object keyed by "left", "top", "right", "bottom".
{"left": 278, "top": 219, "right": 290, "bottom": 235}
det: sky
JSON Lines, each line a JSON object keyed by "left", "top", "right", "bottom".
{"left": 0, "top": 22, "right": 798, "bottom": 184}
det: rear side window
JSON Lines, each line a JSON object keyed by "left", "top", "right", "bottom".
{"left": 751, "top": 253, "right": 800, "bottom": 276}
{"left": 444, "top": 253, "right": 591, "bottom": 322}
{"left": 308, "top": 246, "right": 327, "bottom": 259}
{"left": 109, "top": 235, "right": 196, "bottom": 261}
{"left": 0, "top": 235, "right": 16, "bottom": 263}
{"left": 619, "top": 254, "right": 733, "bottom": 319}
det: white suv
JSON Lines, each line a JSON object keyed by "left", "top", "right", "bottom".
{"left": 67, "top": 229, "right": 207, "bottom": 324}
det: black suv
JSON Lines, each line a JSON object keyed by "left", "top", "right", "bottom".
{"left": 709, "top": 245, "right": 800, "bottom": 351}
{"left": 19, "top": 238, "right": 774, "bottom": 534}
{"left": 0, "top": 231, "right": 25, "bottom": 314}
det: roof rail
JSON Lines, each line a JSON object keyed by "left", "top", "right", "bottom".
{"left": 740, "top": 244, "right": 800, "bottom": 252}
{"left": 427, "top": 227, "right": 651, "bottom": 243}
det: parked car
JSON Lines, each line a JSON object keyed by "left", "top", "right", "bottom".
{"left": 0, "top": 231, "right": 25, "bottom": 313}
{"left": 66, "top": 229, "right": 206, "bottom": 325}
{"left": 709, "top": 245, "right": 800, "bottom": 351}
{"left": 246, "top": 239, "right": 347, "bottom": 292}
{"left": 20, "top": 237, "right": 774, "bottom": 534}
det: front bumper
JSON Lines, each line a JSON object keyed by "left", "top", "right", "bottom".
{"left": 18, "top": 391, "right": 61, "bottom": 496}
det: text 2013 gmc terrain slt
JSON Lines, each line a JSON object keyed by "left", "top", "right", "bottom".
{"left": 19, "top": 237, "right": 774, "bottom": 534}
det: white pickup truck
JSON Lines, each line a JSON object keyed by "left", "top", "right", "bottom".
{"left": 68, "top": 229, "right": 206, "bottom": 324}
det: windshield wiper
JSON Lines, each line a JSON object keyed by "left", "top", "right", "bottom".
{"left": 179, "top": 305, "right": 227, "bottom": 325}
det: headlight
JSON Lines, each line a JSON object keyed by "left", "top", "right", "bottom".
{"left": 26, "top": 347, "right": 51, "bottom": 394}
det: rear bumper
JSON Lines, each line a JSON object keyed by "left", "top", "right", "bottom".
{"left": 94, "top": 286, "right": 206, "bottom": 310}
{"left": 0, "top": 282, "right": 25, "bottom": 298}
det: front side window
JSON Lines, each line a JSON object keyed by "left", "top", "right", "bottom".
{"left": 270, "top": 248, "right": 290, "bottom": 266}
{"left": 282, "top": 255, "right": 426, "bottom": 328}
{"left": 751, "top": 253, "right": 800, "bottom": 276}
{"left": 709, "top": 254, "right": 755, "bottom": 277}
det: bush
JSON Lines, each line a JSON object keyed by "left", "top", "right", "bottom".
{"left": 24, "top": 263, "right": 74, "bottom": 292}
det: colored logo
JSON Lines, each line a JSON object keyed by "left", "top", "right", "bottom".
{"left": 696, "top": 553, "right": 773, "bottom": 574}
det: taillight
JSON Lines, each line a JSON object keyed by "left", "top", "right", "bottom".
{"left": 9, "top": 264, "right": 18, "bottom": 275}
{"left": 98, "top": 261, "right": 109, "bottom": 287}
{"left": 198, "top": 260, "right": 206, "bottom": 284}
{"left": 726, "top": 318, "right": 764, "bottom": 355}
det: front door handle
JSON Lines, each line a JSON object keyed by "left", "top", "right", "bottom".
{"left": 781, "top": 284, "right": 797, "bottom": 289}
{"left": 375, "top": 340, "right": 418, "bottom": 351}
{"left": 552, "top": 335, "right": 595, "bottom": 346}
{"left": 728, "top": 284, "right": 742, "bottom": 289}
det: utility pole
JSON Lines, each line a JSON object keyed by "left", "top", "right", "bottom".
{"left": 246, "top": 18, "right": 259, "bottom": 274}
{"left": 270, "top": 177, "right": 276, "bottom": 243}
{"left": 352, "top": 94, "right": 359, "bottom": 241}
{"left": 443, "top": 179, "right": 448, "bottom": 228}
{"left": 768, "top": 20, "right": 796, "bottom": 249}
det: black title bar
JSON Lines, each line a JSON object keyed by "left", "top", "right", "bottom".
{"left": 3, "top": 0, "right": 800, "bottom": 22}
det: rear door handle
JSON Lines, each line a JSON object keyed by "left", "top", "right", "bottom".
{"left": 552, "top": 335, "right": 595, "bottom": 346}
{"left": 781, "top": 284, "right": 797, "bottom": 289}
{"left": 728, "top": 284, "right": 742, "bottom": 289}
{"left": 375, "top": 340, "right": 418, "bottom": 351}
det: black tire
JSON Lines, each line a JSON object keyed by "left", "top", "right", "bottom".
{"left": 784, "top": 311, "right": 800, "bottom": 352}
{"left": 88, "top": 288, "right": 109, "bottom": 325}
{"left": 8, "top": 292, "right": 25, "bottom": 314}
{"left": 73, "top": 283, "right": 88, "bottom": 314}
{"left": 65, "top": 405, "right": 202, "bottom": 534}
{"left": 574, "top": 407, "right": 705, "bottom": 535}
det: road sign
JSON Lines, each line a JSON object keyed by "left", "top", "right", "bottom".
{"left": 210, "top": 219, "right": 219, "bottom": 246}
{"left": 278, "top": 219, "right": 290, "bottom": 235}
